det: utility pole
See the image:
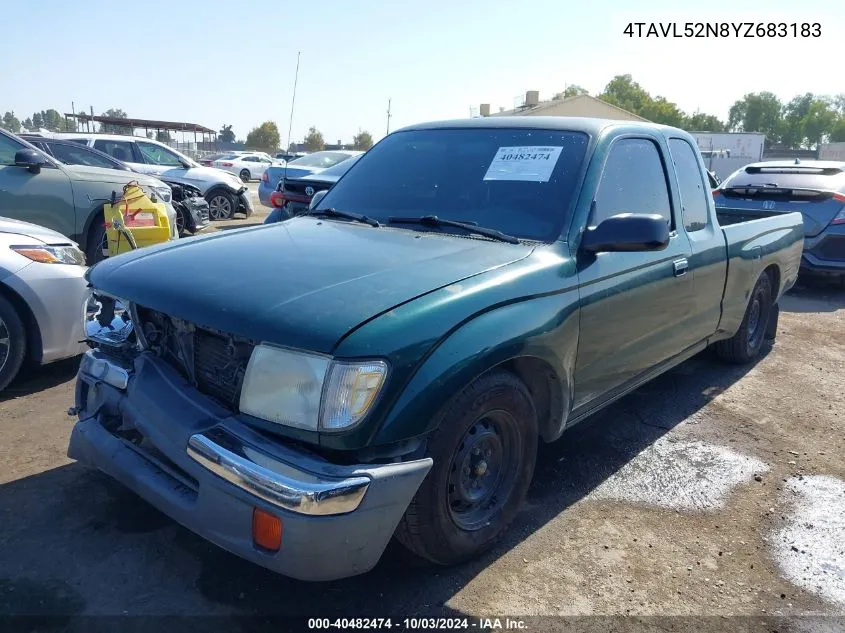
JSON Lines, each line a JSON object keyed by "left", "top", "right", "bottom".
{"left": 286, "top": 51, "right": 301, "bottom": 153}
{"left": 386, "top": 98, "right": 392, "bottom": 135}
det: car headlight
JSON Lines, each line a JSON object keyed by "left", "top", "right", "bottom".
{"left": 239, "top": 344, "right": 388, "bottom": 432}
{"left": 11, "top": 244, "right": 86, "bottom": 265}
{"left": 143, "top": 184, "right": 172, "bottom": 204}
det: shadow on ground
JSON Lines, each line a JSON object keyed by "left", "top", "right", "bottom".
{"left": 0, "top": 338, "right": 770, "bottom": 626}
{"left": 781, "top": 277, "right": 845, "bottom": 313}
{"left": 0, "top": 356, "right": 79, "bottom": 403}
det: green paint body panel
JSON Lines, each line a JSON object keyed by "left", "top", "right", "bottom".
{"left": 82, "top": 117, "right": 805, "bottom": 455}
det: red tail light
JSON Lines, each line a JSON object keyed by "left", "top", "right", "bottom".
{"left": 221, "top": 162, "right": 233, "bottom": 167}
{"left": 269, "top": 191, "right": 285, "bottom": 208}
{"left": 711, "top": 190, "right": 722, "bottom": 197}
{"left": 831, "top": 193, "right": 845, "bottom": 225}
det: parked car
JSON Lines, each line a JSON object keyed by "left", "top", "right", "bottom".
{"left": 212, "top": 153, "right": 281, "bottom": 183}
{"left": 19, "top": 134, "right": 133, "bottom": 172}
{"left": 714, "top": 160, "right": 845, "bottom": 286}
{"left": 0, "top": 216, "right": 89, "bottom": 391}
{"left": 198, "top": 152, "right": 234, "bottom": 167}
{"left": 0, "top": 128, "right": 177, "bottom": 263}
{"left": 69, "top": 117, "right": 802, "bottom": 581}
{"left": 264, "top": 154, "right": 362, "bottom": 223}
{"left": 258, "top": 150, "right": 362, "bottom": 207}
{"left": 49, "top": 133, "right": 252, "bottom": 221}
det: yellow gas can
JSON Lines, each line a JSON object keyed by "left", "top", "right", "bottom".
{"left": 105, "top": 182, "right": 172, "bottom": 256}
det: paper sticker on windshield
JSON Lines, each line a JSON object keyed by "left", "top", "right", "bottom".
{"left": 483, "top": 146, "right": 563, "bottom": 182}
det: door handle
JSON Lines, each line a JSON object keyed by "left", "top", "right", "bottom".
{"left": 673, "top": 258, "right": 689, "bottom": 277}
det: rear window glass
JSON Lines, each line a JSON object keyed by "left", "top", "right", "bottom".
{"left": 722, "top": 165, "right": 845, "bottom": 193}
{"left": 318, "top": 128, "right": 590, "bottom": 242}
{"left": 292, "top": 152, "right": 354, "bottom": 168}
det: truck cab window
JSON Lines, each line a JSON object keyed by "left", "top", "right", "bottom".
{"left": 592, "top": 138, "right": 672, "bottom": 228}
{"left": 669, "top": 138, "right": 710, "bottom": 232}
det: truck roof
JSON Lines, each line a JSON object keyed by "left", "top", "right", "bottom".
{"left": 397, "top": 116, "right": 680, "bottom": 136}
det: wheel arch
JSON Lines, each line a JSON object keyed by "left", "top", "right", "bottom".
{"left": 0, "top": 281, "right": 43, "bottom": 366}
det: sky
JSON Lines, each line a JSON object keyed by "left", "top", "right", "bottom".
{"left": 1, "top": 0, "right": 842, "bottom": 146}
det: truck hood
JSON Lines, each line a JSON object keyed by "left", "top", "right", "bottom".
{"left": 87, "top": 217, "right": 534, "bottom": 353}
{"left": 64, "top": 164, "right": 164, "bottom": 188}
{"left": 0, "top": 216, "right": 78, "bottom": 244}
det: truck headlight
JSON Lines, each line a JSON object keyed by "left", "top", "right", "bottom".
{"left": 238, "top": 344, "right": 388, "bottom": 432}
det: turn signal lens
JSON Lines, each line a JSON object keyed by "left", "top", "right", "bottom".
{"left": 252, "top": 508, "right": 282, "bottom": 551}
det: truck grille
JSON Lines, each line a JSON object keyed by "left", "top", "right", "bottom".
{"left": 135, "top": 307, "right": 254, "bottom": 410}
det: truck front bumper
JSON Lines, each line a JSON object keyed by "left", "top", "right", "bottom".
{"left": 68, "top": 351, "right": 432, "bottom": 581}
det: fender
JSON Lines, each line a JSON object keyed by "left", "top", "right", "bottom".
{"left": 373, "top": 290, "right": 580, "bottom": 447}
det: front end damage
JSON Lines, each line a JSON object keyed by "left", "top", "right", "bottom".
{"left": 71, "top": 292, "right": 431, "bottom": 581}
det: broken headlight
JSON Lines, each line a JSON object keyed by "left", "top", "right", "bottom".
{"left": 84, "top": 290, "right": 135, "bottom": 350}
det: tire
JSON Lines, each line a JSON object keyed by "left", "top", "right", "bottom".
{"left": 175, "top": 207, "right": 190, "bottom": 236}
{"left": 395, "top": 371, "right": 538, "bottom": 566}
{"left": 239, "top": 169, "right": 251, "bottom": 183}
{"left": 206, "top": 189, "right": 236, "bottom": 221}
{"left": 0, "top": 295, "right": 27, "bottom": 393}
{"left": 715, "top": 273, "right": 773, "bottom": 363}
{"left": 85, "top": 220, "right": 108, "bottom": 265}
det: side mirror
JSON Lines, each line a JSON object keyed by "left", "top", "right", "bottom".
{"left": 309, "top": 190, "right": 328, "bottom": 210}
{"left": 14, "top": 149, "right": 45, "bottom": 174}
{"left": 581, "top": 213, "right": 670, "bottom": 253}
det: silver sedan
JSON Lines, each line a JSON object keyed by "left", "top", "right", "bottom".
{"left": 0, "top": 217, "right": 89, "bottom": 392}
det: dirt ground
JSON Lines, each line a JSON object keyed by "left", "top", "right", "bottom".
{"left": 0, "top": 196, "right": 843, "bottom": 630}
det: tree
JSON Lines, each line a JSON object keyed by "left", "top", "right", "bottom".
{"left": 22, "top": 117, "right": 33, "bottom": 131}
{"left": 352, "top": 130, "right": 373, "bottom": 150}
{"left": 553, "top": 85, "right": 588, "bottom": 100}
{"left": 245, "top": 121, "right": 281, "bottom": 151}
{"left": 218, "top": 124, "right": 235, "bottom": 143}
{"left": 31, "top": 112, "right": 44, "bottom": 129}
{"left": 683, "top": 111, "right": 725, "bottom": 132}
{"left": 156, "top": 131, "right": 172, "bottom": 143}
{"left": 727, "top": 92, "right": 782, "bottom": 142}
{"left": 639, "top": 96, "right": 685, "bottom": 127}
{"left": 781, "top": 93, "right": 814, "bottom": 148}
{"left": 304, "top": 126, "right": 325, "bottom": 151}
{"left": 830, "top": 119, "right": 845, "bottom": 143}
{"left": 100, "top": 108, "right": 131, "bottom": 134}
{"left": 599, "top": 74, "right": 652, "bottom": 114}
{"left": 802, "top": 97, "right": 838, "bottom": 148}
{"left": 1, "top": 112, "right": 21, "bottom": 133}
{"left": 41, "top": 109, "right": 64, "bottom": 131}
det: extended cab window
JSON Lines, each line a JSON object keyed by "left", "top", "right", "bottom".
{"left": 318, "top": 128, "right": 589, "bottom": 242}
{"left": 137, "top": 141, "right": 183, "bottom": 167}
{"left": 592, "top": 138, "right": 672, "bottom": 228}
{"left": 94, "top": 140, "right": 134, "bottom": 163}
{"left": 668, "top": 138, "right": 710, "bottom": 232}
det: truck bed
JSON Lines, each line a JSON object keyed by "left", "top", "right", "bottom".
{"left": 716, "top": 209, "right": 804, "bottom": 337}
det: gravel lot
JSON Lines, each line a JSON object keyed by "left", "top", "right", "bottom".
{"left": 0, "top": 199, "right": 843, "bottom": 628}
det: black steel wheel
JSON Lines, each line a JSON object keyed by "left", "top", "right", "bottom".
{"left": 396, "top": 371, "right": 538, "bottom": 565}
{"left": 715, "top": 273, "right": 773, "bottom": 363}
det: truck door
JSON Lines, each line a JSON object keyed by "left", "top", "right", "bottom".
{"left": 0, "top": 132, "right": 75, "bottom": 238}
{"left": 573, "top": 136, "right": 695, "bottom": 410}
{"left": 667, "top": 137, "right": 727, "bottom": 342}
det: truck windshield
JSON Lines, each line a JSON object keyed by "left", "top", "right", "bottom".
{"left": 316, "top": 128, "right": 590, "bottom": 242}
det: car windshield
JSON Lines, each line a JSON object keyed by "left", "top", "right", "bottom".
{"left": 316, "top": 128, "right": 589, "bottom": 241}
{"left": 290, "top": 152, "right": 353, "bottom": 168}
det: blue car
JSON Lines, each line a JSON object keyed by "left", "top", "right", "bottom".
{"left": 714, "top": 160, "right": 845, "bottom": 285}
{"left": 258, "top": 150, "right": 362, "bottom": 207}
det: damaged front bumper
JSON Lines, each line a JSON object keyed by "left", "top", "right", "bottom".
{"left": 68, "top": 350, "right": 431, "bottom": 581}
{"left": 237, "top": 187, "right": 253, "bottom": 218}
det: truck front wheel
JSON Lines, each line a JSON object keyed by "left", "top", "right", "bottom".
{"left": 715, "top": 273, "right": 773, "bottom": 363}
{"left": 395, "top": 371, "right": 538, "bottom": 565}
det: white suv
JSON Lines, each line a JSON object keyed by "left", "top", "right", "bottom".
{"left": 50, "top": 133, "right": 253, "bottom": 220}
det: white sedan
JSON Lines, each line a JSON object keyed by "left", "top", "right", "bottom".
{"left": 212, "top": 153, "right": 282, "bottom": 182}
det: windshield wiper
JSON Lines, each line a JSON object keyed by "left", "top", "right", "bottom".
{"left": 307, "top": 207, "right": 380, "bottom": 227}
{"left": 387, "top": 215, "right": 519, "bottom": 244}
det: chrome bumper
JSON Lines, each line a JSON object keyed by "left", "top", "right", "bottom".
{"left": 187, "top": 428, "right": 370, "bottom": 516}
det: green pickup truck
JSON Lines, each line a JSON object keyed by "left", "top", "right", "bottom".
{"left": 69, "top": 117, "right": 803, "bottom": 581}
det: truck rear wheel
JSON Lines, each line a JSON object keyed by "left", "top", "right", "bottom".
{"left": 715, "top": 273, "right": 773, "bottom": 364}
{"left": 395, "top": 371, "right": 538, "bottom": 565}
